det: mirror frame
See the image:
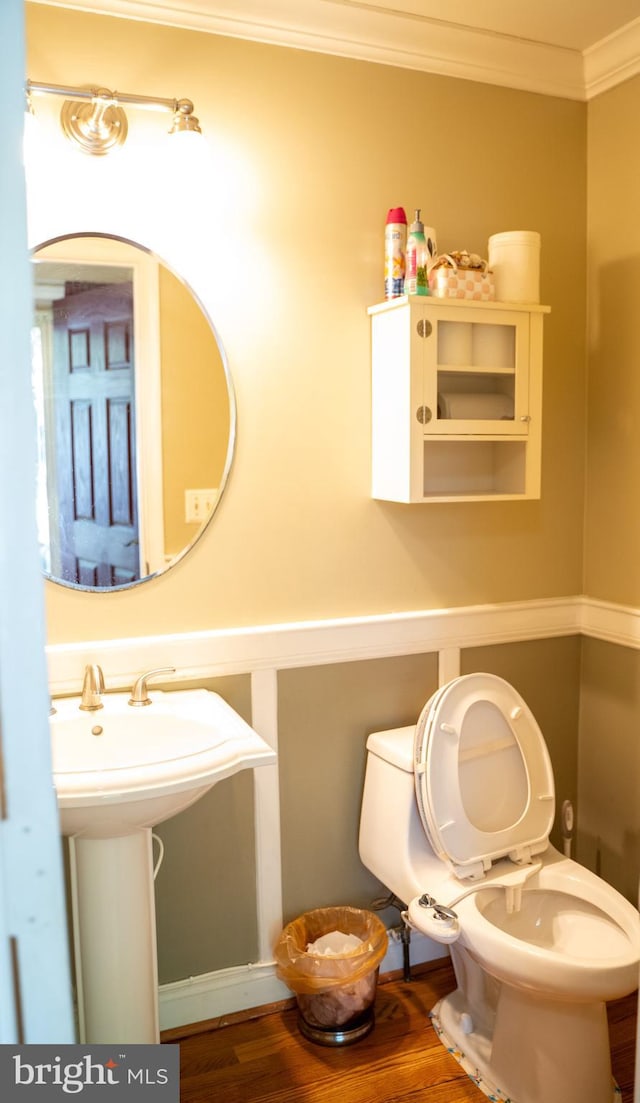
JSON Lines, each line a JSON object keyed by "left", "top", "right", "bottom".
{"left": 31, "top": 232, "right": 237, "bottom": 593}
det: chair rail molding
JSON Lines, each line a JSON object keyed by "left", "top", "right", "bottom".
{"left": 46, "top": 595, "right": 593, "bottom": 693}
{"left": 579, "top": 596, "right": 640, "bottom": 650}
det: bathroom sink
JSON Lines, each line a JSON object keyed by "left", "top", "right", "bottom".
{"left": 50, "top": 687, "right": 276, "bottom": 838}
{"left": 50, "top": 683, "right": 276, "bottom": 1045}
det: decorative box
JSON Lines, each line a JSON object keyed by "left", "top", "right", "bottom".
{"left": 429, "top": 253, "right": 495, "bottom": 302}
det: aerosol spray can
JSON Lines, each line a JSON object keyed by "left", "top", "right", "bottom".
{"left": 384, "top": 207, "right": 407, "bottom": 299}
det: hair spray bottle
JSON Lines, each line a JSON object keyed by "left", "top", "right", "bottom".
{"left": 384, "top": 207, "right": 407, "bottom": 299}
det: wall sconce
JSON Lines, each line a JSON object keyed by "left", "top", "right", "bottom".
{"left": 26, "top": 80, "right": 202, "bottom": 156}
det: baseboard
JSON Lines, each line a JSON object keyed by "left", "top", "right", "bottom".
{"left": 158, "top": 931, "right": 443, "bottom": 1032}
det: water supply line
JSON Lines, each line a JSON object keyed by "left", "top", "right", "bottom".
{"left": 406, "top": 861, "right": 543, "bottom": 944}
{"left": 447, "top": 861, "right": 542, "bottom": 915}
{"left": 371, "top": 891, "right": 413, "bottom": 982}
{"left": 152, "top": 833, "right": 165, "bottom": 880}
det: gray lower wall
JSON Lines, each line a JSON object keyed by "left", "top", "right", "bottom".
{"left": 578, "top": 637, "right": 640, "bottom": 903}
{"left": 461, "top": 636, "right": 581, "bottom": 852}
{"left": 154, "top": 674, "right": 256, "bottom": 984}
{"left": 278, "top": 652, "right": 440, "bottom": 926}
{"left": 150, "top": 634, "right": 640, "bottom": 988}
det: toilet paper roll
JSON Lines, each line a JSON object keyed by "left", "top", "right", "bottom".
{"left": 437, "top": 392, "right": 514, "bottom": 420}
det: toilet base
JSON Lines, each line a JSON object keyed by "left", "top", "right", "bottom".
{"left": 430, "top": 990, "right": 621, "bottom": 1103}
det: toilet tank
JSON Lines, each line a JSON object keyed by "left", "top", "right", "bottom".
{"left": 359, "top": 725, "right": 440, "bottom": 905}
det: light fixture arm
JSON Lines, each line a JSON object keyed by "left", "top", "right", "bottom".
{"left": 26, "top": 80, "right": 201, "bottom": 155}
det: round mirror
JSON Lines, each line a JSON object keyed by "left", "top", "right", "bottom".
{"left": 31, "top": 233, "right": 235, "bottom": 591}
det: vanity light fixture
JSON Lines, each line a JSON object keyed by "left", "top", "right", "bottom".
{"left": 26, "top": 80, "right": 202, "bottom": 156}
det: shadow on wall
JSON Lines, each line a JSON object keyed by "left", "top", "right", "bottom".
{"left": 578, "top": 638, "right": 640, "bottom": 906}
{"left": 577, "top": 830, "right": 640, "bottom": 908}
{"left": 586, "top": 256, "right": 640, "bottom": 603}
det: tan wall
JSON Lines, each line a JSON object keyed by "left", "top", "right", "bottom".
{"left": 26, "top": 4, "right": 587, "bottom": 644}
{"left": 28, "top": 3, "right": 640, "bottom": 989}
{"left": 586, "top": 75, "right": 640, "bottom": 606}
{"left": 579, "top": 77, "right": 640, "bottom": 906}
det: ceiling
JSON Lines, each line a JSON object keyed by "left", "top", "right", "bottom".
{"left": 338, "top": 1, "right": 640, "bottom": 53}
{"left": 34, "top": 0, "right": 640, "bottom": 100}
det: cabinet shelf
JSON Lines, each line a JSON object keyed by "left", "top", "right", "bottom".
{"left": 439, "top": 364, "right": 515, "bottom": 375}
{"left": 369, "top": 296, "right": 549, "bottom": 503}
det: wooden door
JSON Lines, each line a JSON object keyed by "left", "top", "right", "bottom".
{"left": 52, "top": 280, "right": 139, "bottom": 587}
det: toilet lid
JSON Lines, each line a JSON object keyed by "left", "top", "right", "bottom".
{"left": 414, "top": 673, "right": 555, "bottom": 880}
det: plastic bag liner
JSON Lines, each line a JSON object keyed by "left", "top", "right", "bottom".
{"left": 274, "top": 906, "right": 388, "bottom": 995}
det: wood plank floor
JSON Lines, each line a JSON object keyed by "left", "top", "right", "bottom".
{"left": 163, "top": 959, "right": 638, "bottom": 1102}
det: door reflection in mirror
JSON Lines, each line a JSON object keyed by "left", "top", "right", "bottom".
{"left": 31, "top": 234, "right": 235, "bottom": 591}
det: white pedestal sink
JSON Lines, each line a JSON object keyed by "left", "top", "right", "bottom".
{"left": 50, "top": 688, "right": 276, "bottom": 1044}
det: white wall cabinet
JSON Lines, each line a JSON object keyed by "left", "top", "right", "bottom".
{"left": 369, "top": 296, "right": 550, "bottom": 502}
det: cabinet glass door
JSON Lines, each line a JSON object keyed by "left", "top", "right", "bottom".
{"left": 421, "top": 308, "right": 530, "bottom": 436}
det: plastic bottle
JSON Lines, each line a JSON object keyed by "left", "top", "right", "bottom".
{"left": 384, "top": 207, "right": 407, "bottom": 299}
{"left": 405, "top": 210, "right": 430, "bottom": 296}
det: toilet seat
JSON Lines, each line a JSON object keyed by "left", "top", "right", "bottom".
{"left": 414, "top": 673, "right": 555, "bottom": 880}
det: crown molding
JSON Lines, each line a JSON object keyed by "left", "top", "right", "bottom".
{"left": 28, "top": 1, "right": 640, "bottom": 103}
{"left": 583, "top": 15, "right": 640, "bottom": 99}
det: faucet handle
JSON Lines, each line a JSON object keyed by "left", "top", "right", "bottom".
{"left": 128, "top": 667, "right": 176, "bottom": 707}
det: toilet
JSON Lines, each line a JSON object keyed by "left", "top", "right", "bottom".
{"left": 359, "top": 673, "right": 640, "bottom": 1103}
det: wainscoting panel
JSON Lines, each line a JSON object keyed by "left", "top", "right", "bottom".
{"left": 46, "top": 594, "right": 638, "bottom": 1028}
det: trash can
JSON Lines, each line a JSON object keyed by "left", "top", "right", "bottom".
{"left": 274, "top": 906, "right": 388, "bottom": 1046}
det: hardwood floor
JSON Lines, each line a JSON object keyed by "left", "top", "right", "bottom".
{"left": 163, "top": 959, "right": 638, "bottom": 1102}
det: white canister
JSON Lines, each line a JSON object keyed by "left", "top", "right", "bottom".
{"left": 488, "top": 230, "right": 541, "bottom": 303}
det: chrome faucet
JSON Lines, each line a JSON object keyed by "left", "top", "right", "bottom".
{"left": 79, "top": 664, "right": 105, "bottom": 711}
{"left": 128, "top": 667, "right": 176, "bottom": 707}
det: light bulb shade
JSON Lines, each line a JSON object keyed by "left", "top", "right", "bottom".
{"left": 169, "top": 98, "right": 201, "bottom": 136}
{"left": 22, "top": 105, "right": 41, "bottom": 167}
{"left": 170, "top": 114, "right": 202, "bottom": 135}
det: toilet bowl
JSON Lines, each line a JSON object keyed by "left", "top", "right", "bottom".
{"left": 359, "top": 673, "right": 640, "bottom": 1103}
